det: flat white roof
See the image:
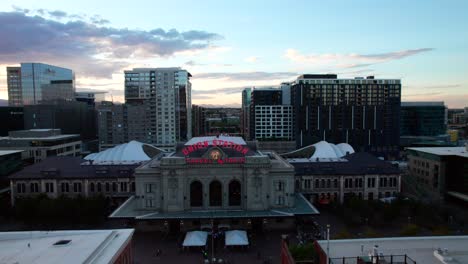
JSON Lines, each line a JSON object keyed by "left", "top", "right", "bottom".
{"left": 0, "top": 150, "right": 24, "bottom": 156}
{"left": 408, "top": 147, "right": 468, "bottom": 158}
{"left": 318, "top": 236, "right": 468, "bottom": 264}
{"left": 0, "top": 229, "right": 134, "bottom": 264}
{"left": 0, "top": 135, "right": 80, "bottom": 141}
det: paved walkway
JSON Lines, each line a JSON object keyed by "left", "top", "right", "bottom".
{"left": 133, "top": 230, "right": 287, "bottom": 264}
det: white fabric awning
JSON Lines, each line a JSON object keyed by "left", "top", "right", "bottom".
{"left": 182, "top": 231, "right": 208, "bottom": 247}
{"left": 225, "top": 230, "right": 249, "bottom": 246}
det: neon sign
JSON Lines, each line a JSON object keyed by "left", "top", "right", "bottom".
{"left": 182, "top": 140, "right": 249, "bottom": 156}
{"left": 182, "top": 140, "right": 250, "bottom": 165}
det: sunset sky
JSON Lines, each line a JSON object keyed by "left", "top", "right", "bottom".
{"left": 0, "top": 0, "right": 467, "bottom": 107}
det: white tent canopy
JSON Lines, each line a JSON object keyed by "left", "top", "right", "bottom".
{"left": 225, "top": 230, "right": 249, "bottom": 246}
{"left": 182, "top": 231, "right": 208, "bottom": 247}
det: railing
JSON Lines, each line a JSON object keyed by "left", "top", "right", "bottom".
{"left": 329, "top": 254, "right": 416, "bottom": 264}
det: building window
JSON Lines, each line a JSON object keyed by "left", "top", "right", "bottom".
{"left": 131, "top": 182, "right": 135, "bottom": 192}
{"left": 105, "top": 182, "right": 110, "bottom": 192}
{"left": 45, "top": 182, "right": 54, "bottom": 193}
{"left": 276, "top": 196, "right": 285, "bottom": 206}
{"left": 61, "top": 183, "right": 69, "bottom": 193}
{"left": 276, "top": 181, "right": 285, "bottom": 191}
{"left": 97, "top": 182, "right": 102, "bottom": 192}
{"left": 16, "top": 183, "right": 26, "bottom": 194}
{"left": 112, "top": 182, "right": 118, "bottom": 192}
{"left": 120, "top": 182, "right": 128, "bottom": 192}
{"left": 190, "top": 181, "right": 203, "bottom": 207}
{"left": 90, "top": 182, "right": 95, "bottom": 192}
{"left": 73, "top": 182, "right": 82, "bottom": 193}
{"left": 367, "top": 178, "right": 375, "bottom": 188}
{"left": 333, "top": 179, "right": 338, "bottom": 188}
{"left": 145, "top": 199, "right": 154, "bottom": 208}
{"left": 30, "top": 183, "right": 39, "bottom": 193}
{"left": 145, "top": 183, "right": 154, "bottom": 193}
{"left": 315, "top": 179, "right": 319, "bottom": 189}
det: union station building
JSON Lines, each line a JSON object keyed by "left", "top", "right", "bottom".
{"left": 111, "top": 136, "right": 318, "bottom": 231}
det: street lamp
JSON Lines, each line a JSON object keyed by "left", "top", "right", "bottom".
{"left": 326, "top": 224, "right": 330, "bottom": 264}
{"left": 211, "top": 219, "right": 215, "bottom": 263}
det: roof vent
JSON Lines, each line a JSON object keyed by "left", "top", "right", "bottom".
{"left": 53, "top": 240, "right": 71, "bottom": 246}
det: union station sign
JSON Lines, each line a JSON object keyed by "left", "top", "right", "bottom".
{"left": 182, "top": 140, "right": 250, "bottom": 165}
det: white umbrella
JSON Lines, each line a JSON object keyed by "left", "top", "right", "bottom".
{"left": 182, "top": 231, "right": 208, "bottom": 247}
{"left": 225, "top": 230, "right": 249, "bottom": 246}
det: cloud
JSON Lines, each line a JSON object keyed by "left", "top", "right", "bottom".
{"left": 284, "top": 48, "right": 433, "bottom": 69}
{"left": 194, "top": 71, "right": 298, "bottom": 81}
{"left": 0, "top": 10, "right": 223, "bottom": 78}
{"left": 48, "top": 10, "right": 67, "bottom": 18}
{"left": 245, "top": 56, "right": 260, "bottom": 63}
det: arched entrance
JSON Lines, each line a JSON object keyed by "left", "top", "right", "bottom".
{"left": 209, "top": 181, "right": 222, "bottom": 206}
{"left": 228, "top": 180, "right": 241, "bottom": 206}
{"left": 190, "top": 181, "right": 203, "bottom": 207}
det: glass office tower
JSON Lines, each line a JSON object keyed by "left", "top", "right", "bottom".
{"left": 18, "top": 63, "right": 75, "bottom": 105}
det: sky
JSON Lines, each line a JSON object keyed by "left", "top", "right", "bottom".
{"left": 0, "top": 0, "right": 467, "bottom": 108}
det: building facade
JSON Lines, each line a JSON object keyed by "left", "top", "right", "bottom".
{"left": 9, "top": 156, "right": 136, "bottom": 205}
{"left": 7, "top": 63, "right": 75, "bottom": 106}
{"left": 124, "top": 67, "right": 192, "bottom": 150}
{"left": 241, "top": 88, "right": 251, "bottom": 140}
{"left": 9, "top": 141, "right": 163, "bottom": 205}
{"left": 192, "top": 105, "right": 207, "bottom": 137}
{"left": 248, "top": 88, "right": 293, "bottom": 141}
{"left": 0, "top": 107, "right": 24, "bottom": 136}
{"left": 97, "top": 101, "right": 150, "bottom": 151}
{"left": 401, "top": 102, "right": 447, "bottom": 137}
{"left": 283, "top": 141, "right": 401, "bottom": 204}
{"left": 23, "top": 101, "right": 97, "bottom": 143}
{"left": 111, "top": 136, "right": 318, "bottom": 231}
{"left": 0, "top": 129, "right": 81, "bottom": 163}
{"left": 291, "top": 75, "right": 401, "bottom": 159}
{"left": 406, "top": 146, "right": 468, "bottom": 202}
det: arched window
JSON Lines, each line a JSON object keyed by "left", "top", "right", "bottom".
{"left": 190, "top": 181, "right": 203, "bottom": 207}
{"left": 90, "top": 182, "right": 95, "bottom": 192}
{"left": 105, "top": 182, "right": 110, "bottom": 192}
{"left": 228, "top": 180, "right": 241, "bottom": 206}
{"left": 97, "top": 182, "right": 102, "bottom": 192}
{"left": 209, "top": 181, "right": 222, "bottom": 206}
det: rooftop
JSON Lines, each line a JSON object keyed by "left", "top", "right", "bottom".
{"left": 407, "top": 147, "right": 468, "bottom": 158}
{"left": 317, "top": 236, "right": 468, "bottom": 264}
{"left": 0, "top": 229, "right": 134, "bottom": 264}
{"left": 291, "top": 152, "right": 400, "bottom": 176}
{"left": 110, "top": 193, "right": 319, "bottom": 219}
{"left": 0, "top": 150, "right": 24, "bottom": 156}
{"left": 9, "top": 156, "right": 138, "bottom": 180}
{"left": 85, "top": 141, "right": 164, "bottom": 165}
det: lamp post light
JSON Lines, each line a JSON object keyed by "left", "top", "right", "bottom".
{"left": 211, "top": 219, "right": 215, "bottom": 263}
{"left": 326, "top": 224, "right": 330, "bottom": 264}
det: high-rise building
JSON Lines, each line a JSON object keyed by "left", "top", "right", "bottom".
{"left": 401, "top": 102, "right": 447, "bottom": 137}
{"left": 291, "top": 74, "right": 401, "bottom": 159}
{"left": 124, "top": 68, "right": 192, "bottom": 150}
{"left": 192, "top": 105, "right": 207, "bottom": 137}
{"left": 7, "top": 63, "right": 75, "bottom": 106}
{"left": 249, "top": 88, "right": 293, "bottom": 141}
{"left": 97, "top": 102, "right": 126, "bottom": 150}
{"left": 241, "top": 88, "right": 251, "bottom": 139}
{"left": 75, "top": 91, "right": 107, "bottom": 108}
